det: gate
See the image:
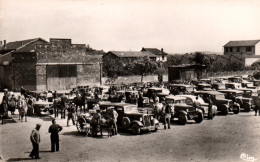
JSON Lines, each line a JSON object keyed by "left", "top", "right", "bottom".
{"left": 46, "top": 65, "right": 77, "bottom": 90}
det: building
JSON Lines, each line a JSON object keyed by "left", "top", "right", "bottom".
{"left": 0, "top": 38, "right": 101, "bottom": 91}
{"left": 168, "top": 64, "right": 207, "bottom": 82}
{"left": 223, "top": 40, "right": 260, "bottom": 66}
{"left": 224, "top": 40, "right": 260, "bottom": 56}
{"left": 141, "top": 48, "right": 168, "bottom": 62}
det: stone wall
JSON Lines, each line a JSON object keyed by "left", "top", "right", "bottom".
{"left": 12, "top": 52, "right": 37, "bottom": 91}
{"left": 35, "top": 40, "right": 101, "bottom": 90}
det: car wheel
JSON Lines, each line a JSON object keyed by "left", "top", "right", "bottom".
{"left": 194, "top": 112, "right": 204, "bottom": 123}
{"left": 122, "top": 117, "right": 131, "bottom": 129}
{"left": 132, "top": 124, "right": 141, "bottom": 135}
{"left": 222, "top": 104, "right": 229, "bottom": 115}
{"left": 178, "top": 113, "right": 187, "bottom": 125}
{"left": 233, "top": 105, "right": 240, "bottom": 114}
{"left": 244, "top": 103, "right": 251, "bottom": 112}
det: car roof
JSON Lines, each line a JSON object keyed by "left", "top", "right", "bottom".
{"left": 226, "top": 82, "right": 241, "bottom": 84}
{"left": 168, "top": 84, "right": 193, "bottom": 87}
{"left": 176, "top": 94, "right": 197, "bottom": 100}
{"left": 148, "top": 87, "right": 164, "bottom": 90}
{"left": 165, "top": 95, "right": 186, "bottom": 100}
{"left": 218, "top": 90, "right": 244, "bottom": 93}
{"left": 194, "top": 91, "right": 224, "bottom": 95}
{"left": 198, "top": 83, "right": 211, "bottom": 86}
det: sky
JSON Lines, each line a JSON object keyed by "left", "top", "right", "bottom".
{"left": 0, "top": 0, "right": 260, "bottom": 53}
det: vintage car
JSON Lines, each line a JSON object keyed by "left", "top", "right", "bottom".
{"left": 33, "top": 100, "right": 53, "bottom": 116}
{"left": 167, "top": 84, "right": 194, "bottom": 95}
{"left": 218, "top": 90, "right": 252, "bottom": 112}
{"left": 198, "top": 79, "right": 212, "bottom": 84}
{"left": 146, "top": 87, "right": 170, "bottom": 98}
{"left": 225, "top": 83, "right": 242, "bottom": 89}
{"left": 235, "top": 88, "right": 259, "bottom": 107}
{"left": 176, "top": 95, "right": 216, "bottom": 119}
{"left": 236, "top": 88, "right": 258, "bottom": 98}
{"left": 253, "top": 80, "right": 260, "bottom": 87}
{"left": 99, "top": 102, "right": 159, "bottom": 135}
{"left": 228, "top": 76, "right": 243, "bottom": 83}
{"left": 211, "top": 83, "right": 226, "bottom": 90}
{"left": 125, "top": 91, "right": 139, "bottom": 104}
{"left": 241, "top": 81, "right": 254, "bottom": 88}
{"left": 197, "top": 83, "right": 212, "bottom": 91}
{"left": 194, "top": 91, "right": 237, "bottom": 115}
{"left": 165, "top": 95, "right": 204, "bottom": 125}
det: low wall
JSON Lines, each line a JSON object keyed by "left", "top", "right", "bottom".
{"left": 101, "top": 70, "right": 257, "bottom": 85}
{"left": 102, "top": 75, "right": 168, "bottom": 85}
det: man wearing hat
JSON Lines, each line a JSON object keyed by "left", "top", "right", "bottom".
{"left": 48, "top": 119, "right": 63, "bottom": 152}
{"left": 29, "top": 124, "right": 41, "bottom": 159}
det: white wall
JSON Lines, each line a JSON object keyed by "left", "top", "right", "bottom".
{"left": 245, "top": 58, "right": 260, "bottom": 66}
{"left": 255, "top": 43, "right": 260, "bottom": 55}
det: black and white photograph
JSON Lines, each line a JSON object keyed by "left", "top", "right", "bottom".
{"left": 0, "top": 0, "right": 260, "bottom": 161}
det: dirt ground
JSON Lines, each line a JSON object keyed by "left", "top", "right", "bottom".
{"left": 1, "top": 94, "right": 260, "bottom": 162}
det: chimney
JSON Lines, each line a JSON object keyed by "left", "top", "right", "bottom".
{"left": 141, "top": 47, "right": 145, "bottom": 51}
{"left": 4, "top": 40, "right": 6, "bottom": 49}
{"left": 161, "top": 48, "right": 164, "bottom": 52}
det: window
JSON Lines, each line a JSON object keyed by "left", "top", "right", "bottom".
{"left": 246, "top": 47, "right": 252, "bottom": 52}
{"left": 225, "top": 48, "right": 228, "bottom": 53}
{"left": 230, "top": 47, "right": 233, "bottom": 52}
{"left": 236, "top": 47, "right": 240, "bottom": 52}
{"left": 162, "top": 55, "right": 165, "bottom": 60}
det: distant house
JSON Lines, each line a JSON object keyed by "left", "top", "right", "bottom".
{"left": 168, "top": 64, "right": 207, "bottom": 82}
{"left": 103, "top": 51, "right": 157, "bottom": 63}
{"left": 224, "top": 40, "right": 260, "bottom": 56}
{"left": 141, "top": 48, "right": 168, "bottom": 62}
{"left": 223, "top": 40, "right": 260, "bottom": 66}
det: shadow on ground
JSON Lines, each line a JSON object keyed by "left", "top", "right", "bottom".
{"left": 30, "top": 115, "right": 53, "bottom": 121}
{"left": 7, "top": 157, "right": 34, "bottom": 161}
{"left": 1, "top": 118, "right": 17, "bottom": 124}
{"left": 62, "top": 130, "right": 112, "bottom": 139}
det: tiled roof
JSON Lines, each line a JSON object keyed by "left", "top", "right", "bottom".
{"left": 15, "top": 44, "right": 36, "bottom": 52}
{"left": 108, "top": 51, "right": 156, "bottom": 58}
{"left": 224, "top": 40, "right": 260, "bottom": 47}
{"left": 4, "top": 38, "right": 38, "bottom": 50}
{"left": 1, "top": 38, "right": 47, "bottom": 51}
{"left": 142, "top": 48, "right": 168, "bottom": 55}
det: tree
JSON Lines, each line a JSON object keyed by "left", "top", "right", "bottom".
{"left": 191, "top": 52, "right": 206, "bottom": 65}
{"left": 132, "top": 57, "right": 158, "bottom": 82}
{"left": 102, "top": 56, "right": 124, "bottom": 79}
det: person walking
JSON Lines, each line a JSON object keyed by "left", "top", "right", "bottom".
{"left": 67, "top": 102, "right": 75, "bottom": 126}
{"left": 29, "top": 124, "right": 41, "bottom": 159}
{"left": 48, "top": 119, "right": 63, "bottom": 152}
{"left": 8, "top": 94, "right": 16, "bottom": 115}
{"left": 208, "top": 96, "right": 213, "bottom": 119}
{"left": 107, "top": 107, "right": 118, "bottom": 136}
{"left": 254, "top": 94, "right": 260, "bottom": 116}
{"left": 163, "top": 101, "right": 173, "bottom": 129}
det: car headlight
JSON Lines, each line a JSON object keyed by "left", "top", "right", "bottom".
{"left": 151, "top": 116, "right": 154, "bottom": 120}
{"left": 140, "top": 117, "right": 142, "bottom": 121}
